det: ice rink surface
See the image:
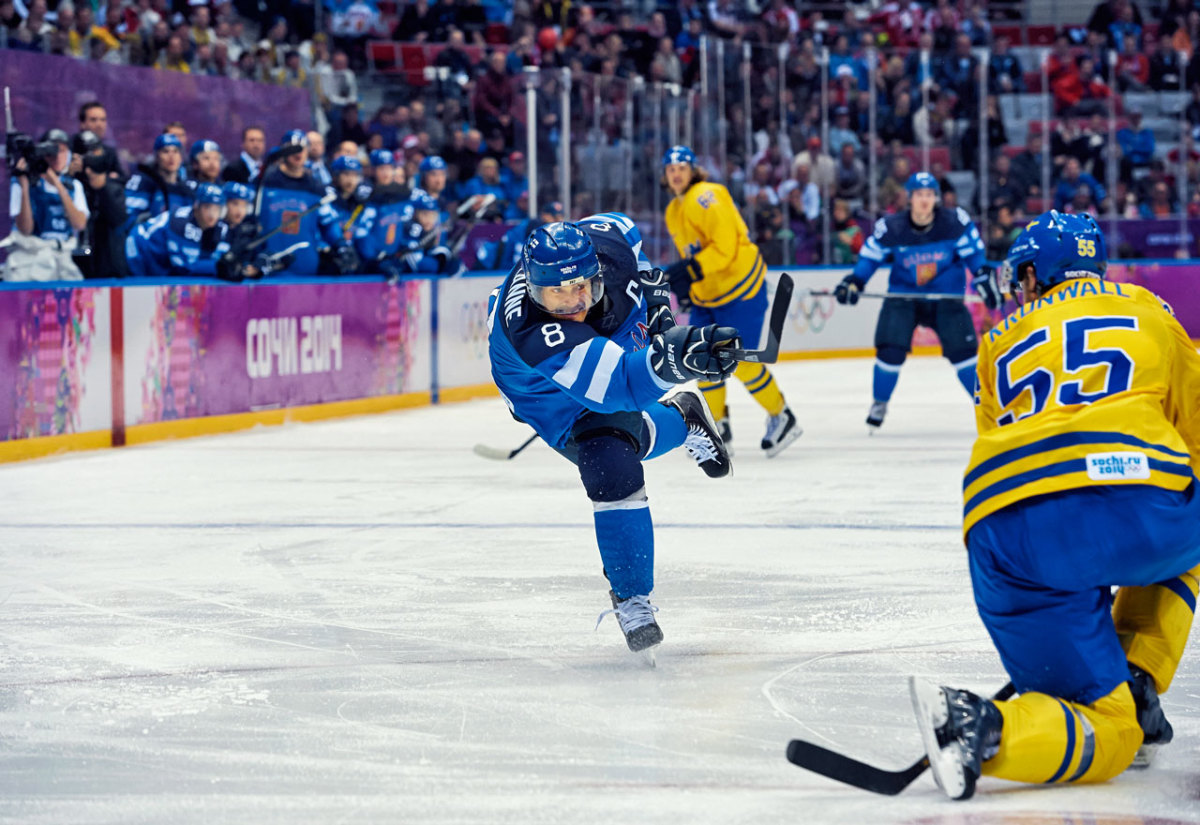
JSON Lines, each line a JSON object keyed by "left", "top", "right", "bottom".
{"left": 2, "top": 357, "right": 1198, "bottom": 825}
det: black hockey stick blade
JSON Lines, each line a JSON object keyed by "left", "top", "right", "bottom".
{"left": 785, "top": 740, "right": 929, "bottom": 796}
{"left": 724, "top": 273, "right": 793, "bottom": 363}
{"left": 472, "top": 433, "right": 538, "bottom": 461}
{"left": 784, "top": 682, "right": 1014, "bottom": 795}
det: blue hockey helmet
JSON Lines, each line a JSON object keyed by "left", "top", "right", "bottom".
{"left": 409, "top": 188, "right": 439, "bottom": 213}
{"left": 905, "top": 171, "right": 940, "bottom": 196}
{"left": 369, "top": 149, "right": 395, "bottom": 167}
{"left": 661, "top": 144, "right": 696, "bottom": 169}
{"left": 523, "top": 222, "right": 605, "bottom": 317}
{"left": 189, "top": 139, "right": 221, "bottom": 161}
{"left": 1004, "top": 210, "right": 1107, "bottom": 296}
{"left": 330, "top": 155, "right": 363, "bottom": 175}
{"left": 419, "top": 155, "right": 447, "bottom": 174}
{"left": 193, "top": 182, "right": 226, "bottom": 206}
{"left": 154, "top": 133, "right": 182, "bottom": 152}
{"left": 222, "top": 181, "right": 254, "bottom": 203}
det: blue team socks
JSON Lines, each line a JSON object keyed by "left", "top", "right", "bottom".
{"left": 872, "top": 360, "right": 902, "bottom": 403}
{"left": 642, "top": 402, "right": 687, "bottom": 460}
{"left": 953, "top": 357, "right": 979, "bottom": 396}
{"left": 593, "top": 504, "right": 655, "bottom": 599}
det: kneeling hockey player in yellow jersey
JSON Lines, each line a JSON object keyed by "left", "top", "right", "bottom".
{"left": 909, "top": 211, "right": 1200, "bottom": 800}
{"left": 661, "top": 145, "right": 801, "bottom": 457}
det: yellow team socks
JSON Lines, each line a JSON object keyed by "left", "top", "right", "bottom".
{"left": 735, "top": 363, "right": 785, "bottom": 417}
{"left": 986, "top": 684, "right": 1142, "bottom": 785}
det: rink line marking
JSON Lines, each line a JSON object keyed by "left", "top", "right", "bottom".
{"left": 0, "top": 521, "right": 959, "bottom": 531}
{"left": 760, "top": 641, "right": 987, "bottom": 751}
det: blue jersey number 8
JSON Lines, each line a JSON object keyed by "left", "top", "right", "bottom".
{"left": 995, "top": 316, "right": 1137, "bottom": 426}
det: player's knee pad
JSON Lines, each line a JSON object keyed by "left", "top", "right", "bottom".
{"left": 876, "top": 346, "right": 907, "bottom": 367}
{"left": 576, "top": 430, "right": 646, "bottom": 503}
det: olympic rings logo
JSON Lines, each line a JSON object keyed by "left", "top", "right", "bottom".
{"left": 789, "top": 293, "right": 837, "bottom": 335}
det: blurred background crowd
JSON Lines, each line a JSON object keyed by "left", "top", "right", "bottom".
{"left": 5, "top": 0, "right": 1200, "bottom": 269}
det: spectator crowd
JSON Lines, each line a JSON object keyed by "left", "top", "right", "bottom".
{"left": 8, "top": 0, "right": 1200, "bottom": 271}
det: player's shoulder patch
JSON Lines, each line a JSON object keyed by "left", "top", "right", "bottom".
{"left": 955, "top": 206, "right": 972, "bottom": 226}
{"left": 873, "top": 216, "right": 891, "bottom": 239}
{"left": 690, "top": 183, "right": 720, "bottom": 210}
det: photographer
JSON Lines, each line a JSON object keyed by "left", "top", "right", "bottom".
{"left": 5, "top": 128, "right": 89, "bottom": 282}
{"left": 80, "top": 153, "right": 128, "bottom": 278}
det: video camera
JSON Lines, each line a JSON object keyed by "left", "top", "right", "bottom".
{"left": 6, "top": 131, "right": 61, "bottom": 178}
{"left": 4, "top": 87, "right": 64, "bottom": 178}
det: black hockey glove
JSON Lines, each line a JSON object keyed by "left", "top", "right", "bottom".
{"left": 650, "top": 324, "right": 740, "bottom": 385}
{"left": 640, "top": 268, "right": 677, "bottom": 335}
{"left": 971, "top": 265, "right": 1004, "bottom": 310}
{"left": 334, "top": 244, "right": 361, "bottom": 275}
{"left": 834, "top": 275, "right": 864, "bottom": 305}
{"left": 215, "top": 251, "right": 244, "bottom": 282}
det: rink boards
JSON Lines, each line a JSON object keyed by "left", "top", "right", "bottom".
{"left": 2, "top": 262, "right": 1199, "bottom": 462}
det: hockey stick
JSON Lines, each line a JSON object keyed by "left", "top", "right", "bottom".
{"left": 473, "top": 433, "right": 539, "bottom": 461}
{"left": 721, "top": 273, "right": 794, "bottom": 364}
{"left": 806, "top": 288, "right": 984, "bottom": 303}
{"left": 784, "top": 682, "right": 1015, "bottom": 795}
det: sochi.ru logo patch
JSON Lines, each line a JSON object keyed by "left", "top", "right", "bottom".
{"left": 1085, "top": 452, "right": 1150, "bottom": 480}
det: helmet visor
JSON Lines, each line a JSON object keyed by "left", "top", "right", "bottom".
{"left": 529, "top": 269, "right": 605, "bottom": 318}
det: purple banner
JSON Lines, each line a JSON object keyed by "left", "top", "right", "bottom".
{"left": 0, "top": 51, "right": 311, "bottom": 241}
{"left": 128, "top": 280, "right": 428, "bottom": 425}
{"left": 1104, "top": 219, "right": 1200, "bottom": 260}
{"left": 0, "top": 287, "right": 105, "bottom": 439}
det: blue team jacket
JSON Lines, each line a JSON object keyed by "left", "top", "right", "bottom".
{"left": 125, "top": 206, "right": 231, "bottom": 278}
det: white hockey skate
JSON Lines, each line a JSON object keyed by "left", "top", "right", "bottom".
{"left": 597, "top": 591, "right": 662, "bottom": 665}
{"left": 762, "top": 406, "right": 802, "bottom": 457}
{"left": 866, "top": 400, "right": 888, "bottom": 433}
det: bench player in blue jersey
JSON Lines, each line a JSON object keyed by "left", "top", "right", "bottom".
{"left": 488, "top": 216, "right": 741, "bottom": 658}
{"left": 836, "top": 172, "right": 997, "bottom": 430}
{"left": 908, "top": 211, "right": 1200, "bottom": 800}
{"left": 125, "top": 182, "right": 231, "bottom": 278}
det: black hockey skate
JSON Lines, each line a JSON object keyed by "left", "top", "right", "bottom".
{"left": 666, "top": 391, "right": 732, "bottom": 478}
{"left": 762, "top": 406, "right": 802, "bottom": 457}
{"left": 597, "top": 591, "right": 663, "bottom": 653}
{"left": 1129, "top": 665, "right": 1174, "bottom": 768}
{"left": 909, "top": 677, "right": 1003, "bottom": 800}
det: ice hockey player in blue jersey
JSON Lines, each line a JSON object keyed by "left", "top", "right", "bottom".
{"left": 124, "top": 133, "right": 193, "bottom": 233}
{"left": 256, "top": 130, "right": 341, "bottom": 276}
{"left": 487, "top": 217, "right": 741, "bottom": 658}
{"left": 836, "top": 171, "right": 997, "bottom": 430}
{"left": 320, "top": 155, "right": 366, "bottom": 275}
{"left": 125, "top": 182, "right": 231, "bottom": 278}
{"left": 186, "top": 140, "right": 223, "bottom": 190}
{"left": 369, "top": 189, "right": 461, "bottom": 278}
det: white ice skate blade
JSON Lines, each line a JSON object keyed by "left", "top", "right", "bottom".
{"left": 908, "top": 676, "right": 970, "bottom": 800}
{"left": 638, "top": 647, "right": 657, "bottom": 668}
{"left": 764, "top": 425, "right": 803, "bottom": 458}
